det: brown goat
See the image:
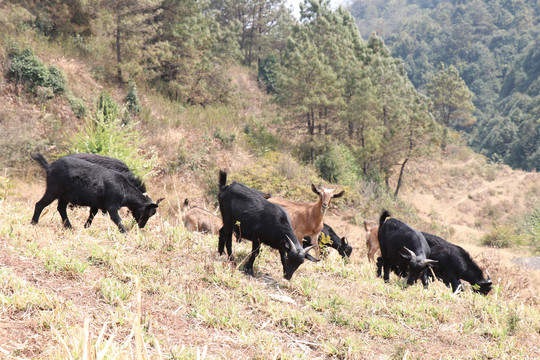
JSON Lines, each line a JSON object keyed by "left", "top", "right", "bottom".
{"left": 183, "top": 198, "right": 222, "bottom": 234}
{"left": 364, "top": 221, "right": 380, "bottom": 263}
{"left": 268, "top": 185, "right": 344, "bottom": 259}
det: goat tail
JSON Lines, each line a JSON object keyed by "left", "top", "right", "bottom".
{"left": 379, "top": 210, "right": 391, "bottom": 228}
{"left": 31, "top": 153, "right": 49, "bottom": 170}
{"left": 219, "top": 170, "right": 227, "bottom": 191}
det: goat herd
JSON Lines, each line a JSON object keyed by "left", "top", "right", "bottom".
{"left": 30, "top": 153, "right": 492, "bottom": 295}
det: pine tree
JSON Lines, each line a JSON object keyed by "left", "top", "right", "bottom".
{"left": 427, "top": 63, "right": 476, "bottom": 129}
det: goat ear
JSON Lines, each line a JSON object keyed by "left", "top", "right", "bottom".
{"left": 364, "top": 220, "right": 371, "bottom": 232}
{"left": 311, "top": 184, "right": 321, "bottom": 196}
{"left": 332, "top": 190, "right": 345, "bottom": 199}
{"left": 183, "top": 198, "right": 189, "bottom": 208}
{"left": 341, "top": 237, "right": 348, "bottom": 245}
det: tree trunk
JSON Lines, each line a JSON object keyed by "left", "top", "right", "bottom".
{"left": 394, "top": 157, "right": 409, "bottom": 199}
{"left": 116, "top": 3, "right": 122, "bottom": 83}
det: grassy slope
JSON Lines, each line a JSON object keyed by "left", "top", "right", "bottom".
{"left": 1, "top": 32, "right": 539, "bottom": 359}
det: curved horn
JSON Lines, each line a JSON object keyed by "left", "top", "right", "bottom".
{"left": 342, "top": 237, "right": 348, "bottom": 245}
{"left": 402, "top": 246, "right": 417, "bottom": 259}
{"left": 285, "top": 235, "right": 296, "bottom": 249}
{"left": 485, "top": 269, "right": 491, "bottom": 281}
{"left": 422, "top": 259, "right": 438, "bottom": 266}
{"left": 302, "top": 245, "right": 315, "bottom": 255}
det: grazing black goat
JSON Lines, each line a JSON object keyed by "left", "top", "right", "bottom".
{"left": 218, "top": 170, "right": 317, "bottom": 280}
{"left": 31, "top": 153, "right": 161, "bottom": 233}
{"left": 304, "top": 223, "right": 352, "bottom": 259}
{"left": 65, "top": 153, "right": 146, "bottom": 192}
{"left": 423, "top": 232, "right": 492, "bottom": 295}
{"left": 64, "top": 153, "right": 147, "bottom": 227}
{"left": 378, "top": 210, "right": 437, "bottom": 287}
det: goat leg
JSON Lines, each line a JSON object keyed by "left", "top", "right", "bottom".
{"left": 108, "top": 208, "right": 127, "bottom": 233}
{"left": 31, "top": 192, "right": 56, "bottom": 225}
{"left": 84, "top": 207, "right": 99, "bottom": 228}
{"left": 57, "top": 199, "right": 73, "bottom": 229}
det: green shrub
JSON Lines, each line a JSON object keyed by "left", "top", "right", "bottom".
{"left": 8, "top": 47, "right": 67, "bottom": 96}
{"left": 67, "top": 94, "right": 87, "bottom": 119}
{"left": 214, "top": 126, "right": 236, "bottom": 148}
{"left": 245, "top": 123, "right": 278, "bottom": 155}
{"left": 8, "top": 47, "right": 50, "bottom": 93}
{"left": 125, "top": 79, "right": 141, "bottom": 113}
{"left": 481, "top": 225, "right": 516, "bottom": 248}
{"left": 96, "top": 92, "right": 119, "bottom": 122}
{"left": 70, "top": 112, "right": 156, "bottom": 180}
{"left": 45, "top": 66, "right": 66, "bottom": 94}
{"left": 524, "top": 208, "right": 540, "bottom": 254}
{"left": 258, "top": 54, "right": 280, "bottom": 94}
{"left": 316, "top": 144, "right": 360, "bottom": 186}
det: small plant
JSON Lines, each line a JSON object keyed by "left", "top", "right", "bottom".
{"left": 67, "top": 93, "right": 87, "bottom": 119}
{"left": 45, "top": 65, "right": 66, "bottom": 94}
{"left": 214, "top": 126, "right": 236, "bottom": 148}
{"left": 125, "top": 79, "right": 141, "bottom": 113}
{"left": 43, "top": 250, "right": 88, "bottom": 276}
{"left": 96, "top": 91, "right": 119, "bottom": 122}
{"left": 524, "top": 207, "right": 540, "bottom": 254}
{"left": 100, "top": 277, "right": 133, "bottom": 304}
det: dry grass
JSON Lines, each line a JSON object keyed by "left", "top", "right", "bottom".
{"left": 1, "top": 192, "right": 539, "bottom": 359}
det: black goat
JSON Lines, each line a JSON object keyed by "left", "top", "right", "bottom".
{"left": 65, "top": 153, "right": 146, "bottom": 192}
{"left": 64, "top": 153, "right": 147, "bottom": 227}
{"left": 218, "top": 170, "right": 317, "bottom": 280}
{"left": 304, "top": 223, "right": 352, "bottom": 259}
{"left": 423, "top": 232, "right": 492, "bottom": 295}
{"left": 378, "top": 210, "right": 437, "bottom": 287}
{"left": 31, "top": 153, "right": 161, "bottom": 233}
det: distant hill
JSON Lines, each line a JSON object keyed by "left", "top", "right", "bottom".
{"left": 348, "top": 0, "right": 540, "bottom": 171}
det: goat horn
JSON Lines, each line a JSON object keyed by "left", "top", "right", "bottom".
{"left": 403, "top": 246, "right": 417, "bottom": 259}
{"left": 422, "top": 259, "right": 438, "bottom": 266}
{"left": 485, "top": 269, "right": 491, "bottom": 281}
{"left": 302, "top": 245, "right": 315, "bottom": 256}
{"left": 285, "top": 235, "right": 296, "bottom": 249}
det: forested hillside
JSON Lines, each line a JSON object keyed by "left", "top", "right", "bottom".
{"left": 349, "top": 0, "right": 540, "bottom": 171}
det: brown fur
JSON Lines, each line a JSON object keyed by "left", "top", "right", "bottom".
{"left": 183, "top": 199, "right": 222, "bottom": 234}
{"left": 268, "top": 185, "right": 344, "bottom": 259}
{"left": 364, "top": 221, "right": 380, "bottom": 263}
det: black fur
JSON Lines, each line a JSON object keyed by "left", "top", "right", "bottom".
{"left": 303, "top": 223, "right": 352, "bottom": 259}
{"left": 377, "top": 210, "right": 435, "bottom": 287}
{"left": 65, "top": 153, "right": 146, "bottom": 192}
{"left": 31, "top": 153, "right": 159, "bottom": 233}
{"left": 64, "top": 153, "right": 147, "bottom": 226}
{"left": 423, "top": 232, "right": 492, "bottom": 295}
{"left": 218, "top": 170, "right": 317, "bottom": 280}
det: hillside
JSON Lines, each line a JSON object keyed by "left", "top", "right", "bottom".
{"left": 1, "top": 43, "right": 540, "bottom": 359}
{"left": 1, "top": 2, "right": 539, "bottom": 358}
